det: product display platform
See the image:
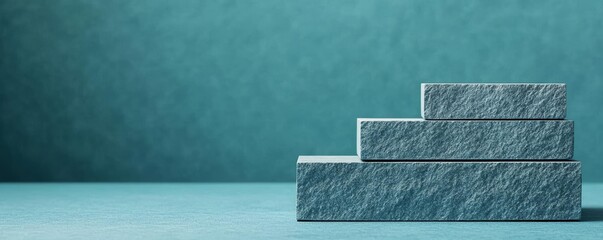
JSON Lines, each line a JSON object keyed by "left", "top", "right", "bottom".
{"left": 1, "top": 183, "right": 602, "bottom": 239}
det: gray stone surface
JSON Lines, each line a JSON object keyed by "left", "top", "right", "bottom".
{"left": 297, "top": 156, "right": 581, "bottom": 221}
{"left": 358, "top": 118, "right": 573, "bottom": 160}
{"left": 421, "top": 83, "right": 567, "bottom": 119}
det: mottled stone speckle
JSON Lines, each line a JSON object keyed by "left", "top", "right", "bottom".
{"left": 358, "top": 119, "right": 573, "bottom": 160}
{"left": 421, "top": 83, "right": 567, "bottom": 119}
{"left": 297, "top": 156, "right": 581, "bottom": 221}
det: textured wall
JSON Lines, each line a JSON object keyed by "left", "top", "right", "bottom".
{"left": 1, "top": 0, "right": 602, "bottom": 182}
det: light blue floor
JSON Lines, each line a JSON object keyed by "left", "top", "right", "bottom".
{"left": 1, "top": 183, "right": 602, "bottom": 240}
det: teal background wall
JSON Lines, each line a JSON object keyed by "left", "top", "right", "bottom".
{"left": 1, "top": 0, "right": 602, "bottom": 182}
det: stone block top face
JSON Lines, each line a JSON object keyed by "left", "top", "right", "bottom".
{"left": 357, "top": 118, "right": 574, "bottom": 160}
{"left": 421, "top": 83, "right": 566, "bottom": 119}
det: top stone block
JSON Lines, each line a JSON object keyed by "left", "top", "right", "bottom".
{"left": 421, "top": 83, "right": 566, "bottom": 119}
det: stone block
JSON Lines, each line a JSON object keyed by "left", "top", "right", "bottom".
{"left": 297, "top": 156, "right": 581, "bottom": 221}
{"left": 421, "top": 83, "right": 566, "bottom": 119}
{"left": 358, "top": 118, "right": 573, "bottom": 160}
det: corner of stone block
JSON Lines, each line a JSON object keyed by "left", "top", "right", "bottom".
{"left": 420, "top": 84, "right": 425, "bottom": 118}
{"left": 356, "top": 120, "right": 362, "bottom": 157}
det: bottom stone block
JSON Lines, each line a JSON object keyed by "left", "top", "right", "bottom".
{"left": 296, "top": 156, "right": 581, "bottom": 221}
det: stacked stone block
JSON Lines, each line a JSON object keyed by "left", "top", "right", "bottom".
{"left": 297, "top": 83, "right": 581, "bottom": 221}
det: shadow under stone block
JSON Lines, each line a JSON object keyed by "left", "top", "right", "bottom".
{"left": 358, "top": 118, "right": 573, "bottom": 160}
{"left": 296, "top": 156, "right": 581, "bottom": 221}
{"left": 421, "top": 83, "right": 567, "bottom": 120}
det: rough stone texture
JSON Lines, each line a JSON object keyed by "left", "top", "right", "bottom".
{"left": 297, "top": 156, "right": 582, "bottom": 221}
{"left": 358, "top": 118, "right": 573, "bottom": 160}
{"left": 421, "top": 83, "right": 567, "bottom": 119}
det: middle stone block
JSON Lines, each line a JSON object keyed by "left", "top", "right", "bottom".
{"left": 358, "top": 118, "right": 573, "bottom": 160}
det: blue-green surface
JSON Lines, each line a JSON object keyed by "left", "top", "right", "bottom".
{"left": 2, "top": 0, "right": 603, "bottom": 182}
{"left": 0, "top": 183, "right": 602, "bottom": 239}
